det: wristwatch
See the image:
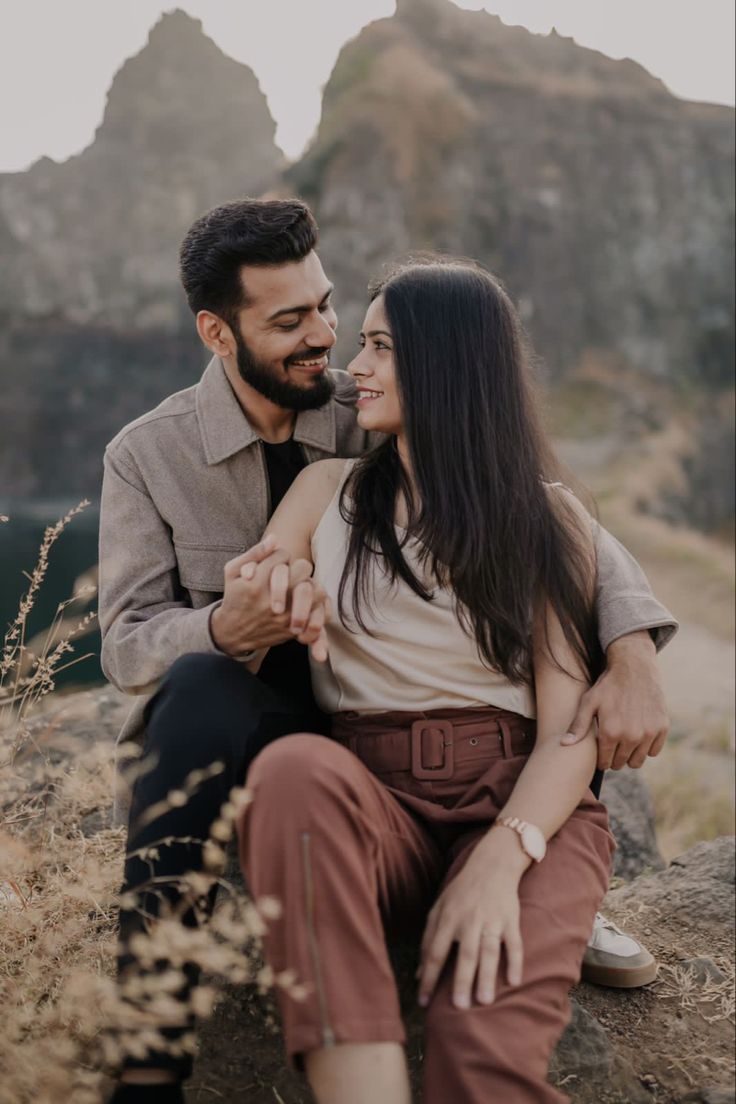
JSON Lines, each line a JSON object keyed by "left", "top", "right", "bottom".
{"left": 494, "top": 815, "right": 547, "bottom": 862}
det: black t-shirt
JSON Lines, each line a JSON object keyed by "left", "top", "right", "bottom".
{"left": 258, "top": 438, "right": 319, "bottom": 716}
{"left": 262, "top": 437, "right": 308, "bottom": 516}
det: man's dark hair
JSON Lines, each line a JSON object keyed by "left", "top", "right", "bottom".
{"left": 179, "top": 198, "right": 318, "bottom": 322}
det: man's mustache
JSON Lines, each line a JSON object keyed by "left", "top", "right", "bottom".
{"left": 285, "top": 348, "right": 332, "bottom": 365}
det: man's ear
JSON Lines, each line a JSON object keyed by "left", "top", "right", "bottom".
{"left": 196, "top": 310, "right": 235, "bottom": 358}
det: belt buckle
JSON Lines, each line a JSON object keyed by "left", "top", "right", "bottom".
{"left": 410, "top": 720, "right": 454, "bottom": 780}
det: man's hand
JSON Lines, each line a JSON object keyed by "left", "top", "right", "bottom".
{"left": 210, "top": 536, "right": 329, "bottom": 660}
{"left": 562, "top": 631, "right": 669, "bottom": 770}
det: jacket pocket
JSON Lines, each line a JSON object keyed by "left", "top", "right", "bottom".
{"left": 174, "top": 544, "right": 241, "bottom": 593}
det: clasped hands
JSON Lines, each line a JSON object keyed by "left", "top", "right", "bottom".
{"left": 210, "top": 534, "right": 329, "bottom": 662}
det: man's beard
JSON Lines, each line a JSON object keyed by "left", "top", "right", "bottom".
{"left": 233, "top": 327, "right": 335, "bottom": 411}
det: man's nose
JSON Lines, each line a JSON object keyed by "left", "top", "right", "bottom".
{"left": 305, "top": 311, "right": 337, "bottom": 348}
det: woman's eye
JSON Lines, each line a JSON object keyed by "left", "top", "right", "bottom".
{"left": 374, "top": 340, "right": 389, "bottom": 351}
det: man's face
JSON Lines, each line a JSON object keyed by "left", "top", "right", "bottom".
{"left": 231, "top": 252, "right": 338, "bottom": 411}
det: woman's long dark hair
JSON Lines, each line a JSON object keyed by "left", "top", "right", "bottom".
{"left": 338, "top": 259, "right": 602, "bottom": 684}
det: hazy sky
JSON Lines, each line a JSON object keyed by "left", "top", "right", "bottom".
{"left": 1, "top": 0, "right": 734, "bottom": 173}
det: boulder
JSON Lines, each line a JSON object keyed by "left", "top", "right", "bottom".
{"left": 549, "top": 1002, "right": 650, "bottom": 1103}
{"left": 600, "top": 769, "right": 665, "bottom": 880}
{"left": 604, "top": 835, "right": 735, "bottom": 930}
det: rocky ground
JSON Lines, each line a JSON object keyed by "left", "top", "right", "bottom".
{"left": 11, "top": 685, "right": 734, "bottom": 1104}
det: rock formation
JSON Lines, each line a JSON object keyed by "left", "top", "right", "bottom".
{"left": 0, "top": 0, "right": 733, "bottom": 531}
{"left": 0, "top": 10, "right": 281, "bottom": 498}
{"left": 292, "top": 0, "right": 734, "bottom": 389}
{"left": 0, "top": 9, "right": 280, "bottom": 329}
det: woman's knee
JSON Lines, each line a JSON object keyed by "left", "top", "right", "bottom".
{"left": 248, "top": 733, "right": 355, "bottom": 806}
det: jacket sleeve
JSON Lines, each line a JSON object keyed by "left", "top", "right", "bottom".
{"left": 594, "top": 521, "right": 678, "bottom": 653}
{"left": 98, "top": 444, "right": 223, "bottom": 693}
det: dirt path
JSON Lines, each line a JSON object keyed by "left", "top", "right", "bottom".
{"left": 556, "top": 430, "right": 735, "bottom": 860}
{"left": 657, "top": 624, "right": 735, "bottom": 739}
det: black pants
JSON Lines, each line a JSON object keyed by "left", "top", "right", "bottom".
{"left": 118, "top": 642, "right": 324, "bottom": 1078}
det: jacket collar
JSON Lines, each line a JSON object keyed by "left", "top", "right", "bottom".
{"left": 196, "top": 356, "right": 337, "bottom": 465}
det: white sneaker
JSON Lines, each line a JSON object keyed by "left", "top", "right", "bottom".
{"left": 581, "top": 912, "right": 658, "bottom": 988}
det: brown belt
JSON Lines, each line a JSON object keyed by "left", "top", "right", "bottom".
{"left": 331, "top": 707, "right": 536, "bottom": 781}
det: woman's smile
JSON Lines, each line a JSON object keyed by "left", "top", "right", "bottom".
{"left": 356, "top": 388, "right": 384, "bottom": 406}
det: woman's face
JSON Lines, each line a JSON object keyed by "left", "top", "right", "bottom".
{"left": 347, "top": 296, "right": 403, "bottom": 435}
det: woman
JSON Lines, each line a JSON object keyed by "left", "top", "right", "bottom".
{"left": 237, "top": 259, "right": 616, "bottom": 1104}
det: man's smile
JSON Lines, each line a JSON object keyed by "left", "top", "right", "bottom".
{"left": 286, "top": 349, "right": 331, "bottom": 376}
{"left": 288, "top": 354, "right": 329, "bottom": 373}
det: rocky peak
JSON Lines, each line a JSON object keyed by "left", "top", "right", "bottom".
{"left": 0, "top": 6, "right": 285, "bottom": 500}
{"left": 394, "top": 0, "right": 465, "bottom": 35}
{"left": 147, "top": 7, "right": 204, "bottom": 44}
{"left": 0, "top": 9, "right": 282, "bottom": 333}
{"left": 93, "top": 8, "right": 277, "bottom": 162}
{"left": 390, "top": 0, "right": 668, "bottom": 100}
{"left": 295, "top": 0, "right": 733, "bottom": 393}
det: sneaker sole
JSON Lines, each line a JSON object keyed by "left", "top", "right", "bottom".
{"left": 581, "top": 959, "right": 659, "bottom": 988}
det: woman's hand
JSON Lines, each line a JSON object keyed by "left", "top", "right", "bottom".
{"left": 244, "top": 545, "right": 330, "bottom": 662}
{"left": 417, "top": 836, "right": 525, "bottom": 1010}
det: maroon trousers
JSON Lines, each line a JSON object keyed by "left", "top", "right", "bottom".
{"left": 238, "top": 708, "right": 615, "bottom": 1104}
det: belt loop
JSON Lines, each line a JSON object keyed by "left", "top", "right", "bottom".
{"left": 498, "top": 718, "right": 514, "bottom": 759}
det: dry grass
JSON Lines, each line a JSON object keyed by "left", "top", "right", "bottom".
{"left": 0, "top": 509, "right": 299, "bottom": 1104}
{"left": 655, "top": 960, "right": 735, "bottom": 1025}
{"left": 645, "top": 743, "right": 735, "bottom": 861}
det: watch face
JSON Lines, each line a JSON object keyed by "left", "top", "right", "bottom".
{"left": 521, "top": 824, "right": 546, "bottom": 862}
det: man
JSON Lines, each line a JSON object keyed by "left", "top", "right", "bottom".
{"left": 100, "top": 198, "right": 676, "bottom": 1102}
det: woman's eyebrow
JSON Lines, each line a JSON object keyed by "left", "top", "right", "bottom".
{"left": 365, "top": 329, "right": 392, "bottom": 339}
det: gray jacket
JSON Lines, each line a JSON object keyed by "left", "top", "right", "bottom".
{"left": 99, "top": 356, "right": 677, "bottom": 754}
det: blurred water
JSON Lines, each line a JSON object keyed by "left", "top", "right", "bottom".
{"left": 1, "top": 507, "right": 102, "bottom": 691}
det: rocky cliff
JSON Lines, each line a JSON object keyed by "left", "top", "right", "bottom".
{"left": 0, "top": 10, "right": 281, "bottom": 499}
{"left": 0, "top": 0, "right": 733, "bottom": 515}
{"left": 293, "top": 0, "right": 734, "bottom": 388}
{"left": 0, "top": 9, "right": 280, "bottom": 329}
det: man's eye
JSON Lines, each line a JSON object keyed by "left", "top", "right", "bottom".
{"left": 319, "top": 299, "right": 332, "bottom": 313}
{"left": 278, "top": 320, "right": 300, "bottom": 331}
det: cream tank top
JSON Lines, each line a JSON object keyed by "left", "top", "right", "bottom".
{"left": 309, "top": 460, "right": 536, "bottom": 718}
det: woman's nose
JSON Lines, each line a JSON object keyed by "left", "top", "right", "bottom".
{"left": 347, "top": 350, "right": 367, "bottom": 378}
